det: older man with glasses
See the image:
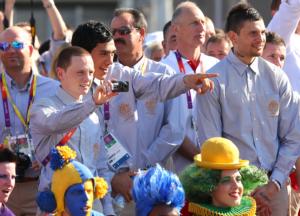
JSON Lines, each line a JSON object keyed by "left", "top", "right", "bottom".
{"left": 0, "top": 26, "right": 58, "bottom": 216}
{"left": 110, "top": 8, "right": 186, "bottom": 215}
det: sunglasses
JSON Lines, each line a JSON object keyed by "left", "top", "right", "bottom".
{"left": 112, "top": 26, "right": 139, "bottom": 36}
{"left": 0, "top": 41, "right": 24, "bottom": 51}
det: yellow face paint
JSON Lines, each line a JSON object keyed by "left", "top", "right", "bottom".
{"left": 84, "top": 180, "right": 94, "bottom": 216}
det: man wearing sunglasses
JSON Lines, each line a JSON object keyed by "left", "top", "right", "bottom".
{"left": 110, "top": 8, "right": 185, "bottom": 215}
{"left": 0, "top": 26, "right": 59, "bottom": 216}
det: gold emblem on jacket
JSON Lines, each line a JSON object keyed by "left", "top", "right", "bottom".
{"left": 119, "top": 103, "right": 134, "bottom": 120}
{"left": 268, "top": 100, "right": 279, "bottom": 116}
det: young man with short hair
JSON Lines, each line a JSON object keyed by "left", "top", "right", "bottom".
{"left": 262, "top": 31, "right": 286, "bottom": 69}
{"left": 71, "top": 20, "right": 217, "bottom": 216}
{"left": 205, "top": 33, "right": 232, "bottom": 60}
{"left": 196, "top": 3, "right": 300, "bottom": 216}
{"left": 30, "top": 46, "right": 117, "bottom": 215}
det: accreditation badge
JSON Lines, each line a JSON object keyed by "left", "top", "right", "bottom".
{"left": 103, "top": 133, "right": 131, "bottom": 171}
{"left": 6, "top": 134, "right": 34, "bottom": 159}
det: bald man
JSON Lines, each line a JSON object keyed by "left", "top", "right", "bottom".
{"left": 0, "top": 26, "right": 58, "bottom": 215}
{"left": 161, "top": 1, "right": 219, "bottom": 174}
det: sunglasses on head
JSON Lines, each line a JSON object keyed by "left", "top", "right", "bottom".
{"left": 112, "top": 26, "right": 139, "bottom": 36}
{"left": 0, "top": 41, "right": 24, "bottom": 51}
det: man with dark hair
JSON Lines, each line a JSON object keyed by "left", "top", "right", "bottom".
{"left": 111, "top": 8, "right": 147, "bottom": 67}
{"left": 71, "top": 20, "right": 113, "bottom": 53}
{"left": 196, "top": 3, "right": 300, "bottom": 216}
{"left": 72, "top": 21, "right": 115, "bottom": 80}
{"left": 111, "top": 7, "right": 185, "bottom": 215}
{"left": 162, "top": 20, "right": 177, "bottom": 56}
{"left": 0, "top": 148, "right": 17, "bottom": 216}
{"left": 71, "top": 20, "right": 217, "bottom": 216}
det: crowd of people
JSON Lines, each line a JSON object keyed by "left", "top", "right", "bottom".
{"left": 1, "top": 0, "right": 300, "bottom": 215}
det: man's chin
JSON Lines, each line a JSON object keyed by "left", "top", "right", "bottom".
{"left": 95, "top": 70, "right": 107, "bottom": 80}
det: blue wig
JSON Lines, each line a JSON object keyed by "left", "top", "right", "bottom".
{"left": 132, "top": 164, "right": 185, "bottom": 216}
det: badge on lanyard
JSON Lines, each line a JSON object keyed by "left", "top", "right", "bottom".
{"left": 0, "top": 72, "right": 36, "bottom": 158}
{"left": 6, "top": 133, "right": 34, "bottom": 159}
{"left": 103, "top": 133, "right": 131, "bottom": 171}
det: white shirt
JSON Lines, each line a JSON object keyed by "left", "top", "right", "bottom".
{"left": 97, "top": 62, "right": 189, "bottom": 170}
{"left": 133, "top": 57, "right": 184, "bottom": 168}
{"left": 161, "top": 51, "right": 219, "bottom": 173}
{"left": 30, "top": 88, "right": 115, "bottom": 215}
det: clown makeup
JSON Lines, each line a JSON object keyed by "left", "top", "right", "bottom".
{"left": 211, "top": 169, "right": 243, "bottom": 207}
{"left": 65, "top": 180, "right": 94, "bottom": 216}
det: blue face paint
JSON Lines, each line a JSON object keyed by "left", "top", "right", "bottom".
{"left": 65, "top": 183, "right": 93, "bottom": 216}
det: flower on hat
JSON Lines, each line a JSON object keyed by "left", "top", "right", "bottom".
{"left": 50, "top": 146, "right": 77, "bottom": 170}
{"left": 94, "top": 177, "right": 108, "bottom": 199}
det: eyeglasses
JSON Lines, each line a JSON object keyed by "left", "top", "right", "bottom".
{"left": 0, "top": 41, "right": 24, "bottom": 51}
{"left": 111, "top": 26, "right": 139, "bottom": 36}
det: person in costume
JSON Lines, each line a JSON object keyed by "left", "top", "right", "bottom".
{"left": 132, "top": 164, "right": 185, "bottom": 216}
{"left": 36, "top": 145, "right": 108, "bottom": 216}
{"left": 180, "top": 137, "right": 268, "bottom": 216}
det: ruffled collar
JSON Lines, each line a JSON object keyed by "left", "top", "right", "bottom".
{"left": 188, "top": 196, "right": 256, "bottom": 216}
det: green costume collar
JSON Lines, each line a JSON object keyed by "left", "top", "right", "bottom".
{"left": 188, "top": 196, "right": 256, "bottom": 216}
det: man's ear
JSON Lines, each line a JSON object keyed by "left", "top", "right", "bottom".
{"left": 28, "top": 44, "right": 34, "bottom": 56}
{"left": 56, "top": 67, "right": 64, "bottom": 81}
{"left": 227, "top": 31, "right": 237, "bottom": 45}
{"left": 172, "top": 22, "right": 178, "bottom": 35}
{"left": 162, "top": 40, "right": 166, "bottom": 51}
{"left": 139, "top": 27, "right": 146, "bottom": 42}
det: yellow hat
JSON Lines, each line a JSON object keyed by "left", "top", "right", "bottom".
{"left": 194, "top": 137, "right": 249, "bottom": 170}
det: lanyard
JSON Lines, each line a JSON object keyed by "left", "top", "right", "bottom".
{"left": 175, "top": 51, "right": 198, "bottom": 109}
{"left": 103, "top": 102, "right": 110, "bottom": 133}
{"left": 140, "top": 58, "right": 148, "bottom": 76}
{"left": 0, "top": 72, "right": 37, "bottom": 130}
{"left": 41, "top": 128, "right": 77, "bottom": 166}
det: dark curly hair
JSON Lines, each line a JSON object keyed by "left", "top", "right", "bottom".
{"left": 71, "top": 20, "right": 113, "bottom": 53}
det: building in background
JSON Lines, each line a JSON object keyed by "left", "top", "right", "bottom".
{"left": 11, "top": 0, "right": 272, "bottom": 45}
